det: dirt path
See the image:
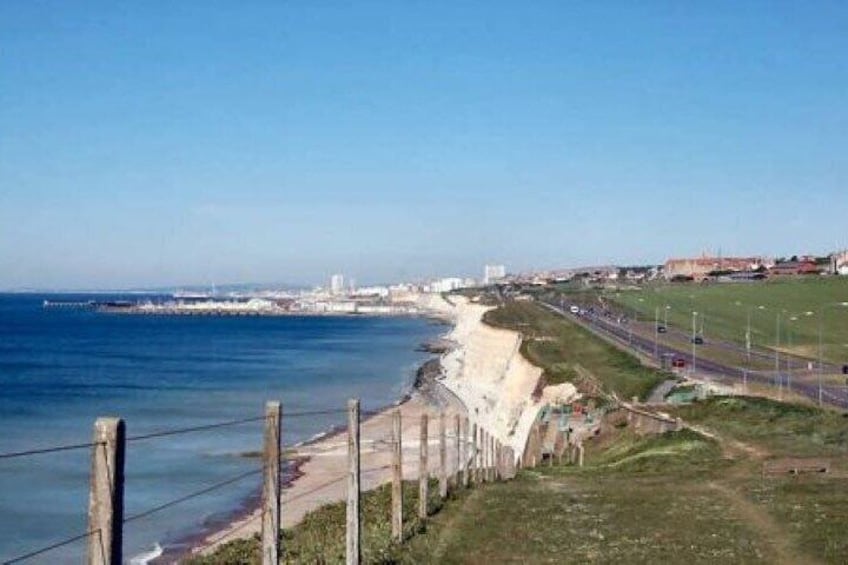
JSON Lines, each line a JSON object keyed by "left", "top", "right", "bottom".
{"left": 706, "top": 481, "right": 819, "bottom": 565}
{"left": 687, "top": 423, "right": 819, "bottom": 564}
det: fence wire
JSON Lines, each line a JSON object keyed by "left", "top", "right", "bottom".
{"left": 126, "top": 415, "right": 266, "bottom": 442}
{"left": 124, "top": 467, "right": 263, "bottom": 524}
{"left": 2, "top": 529, "right": 100, "bottom": 564}
{"left": 0, "top": 441, "right": 103, "bottom": 461}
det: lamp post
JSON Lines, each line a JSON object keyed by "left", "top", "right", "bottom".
{"left": 817, "top": 302, "right": 848, "bottom": 406}
{"left": 746, "top": 307, "right": 752, "bottom": 363}
{"left": 786, "top": 315, "right": 798, "bottom": 394}
{"left": 775, "top": 311, "right": 781, "bottom": 398}
{"left": 691, "top": 311, "right": 698, "bottom": 374}
{"left": 654, "top": 306, "right": 659, "bottom": 358}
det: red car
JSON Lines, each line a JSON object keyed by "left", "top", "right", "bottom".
{"left": 672, "top": 357, "right": 686, "bottom": 368}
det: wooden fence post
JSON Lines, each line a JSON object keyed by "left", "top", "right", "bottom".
{"left": 462, "top": 417, "right": 470, "bottom": 487}
{"left": 490, "top": 435, "right": 496, "bottom": 481}
{"left": 419, "top": 414, "right": 429, "bottom": 519}
{"left": 453, "top": 414, "right": 461, "bottom": 487}
{"left": 495, "top": 440, "right": 501, "bottom": 480}
{"left": 439, "top": 412, "right": 447, "bottom": 499}
{"left": 471, "top": 422, "right": 478, "bottom": 484}
{"left": 262, "top": 402, "right": 281, "bottom": 565}
{"left": 346, "top": 399, "right": 361, "bottom": 565}
{"left": 391, "top": 410, "right": 403, "bottom": 543}
{"left": 87, "top": 417, "right": 125, "bottom": 565}
{"left": 483, "top": 431, "right": 490, "bottom": 482}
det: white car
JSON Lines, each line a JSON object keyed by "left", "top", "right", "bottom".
{"left": 569, "top": 305, "right": 580, "bottom": 314}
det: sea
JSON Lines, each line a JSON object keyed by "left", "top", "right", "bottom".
{"left": 0, "top": 293, "right": 445, "bottom": 563}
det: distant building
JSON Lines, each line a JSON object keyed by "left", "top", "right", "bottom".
{"left": 427, "top": 277, "right": 465, "bottom": 293}
{"left": 330, "top": 274, "right": 345, "bottom": 295}
{"left": 483, "top": 264, "right": 506, "bottom": 285}
{"left": 663, "top": 256, "right": 764, "bottom": 281}
{"left": 831, "top": 250, "right": 848, "bottom": 275}
{"left": 769, "top": 260, "right": 820, "bottom": 276}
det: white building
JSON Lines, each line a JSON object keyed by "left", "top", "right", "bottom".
{"left": 428, "top": 277, "right": 465, "bottom": 293}
{"left": 483, "top": 264, "right": 506, "bottom": 285}
{"left": 833, "top": 251, "right": 848, "bottom": 275}
{"left": 330, "top": 274, "right": 345, "bottom": 295}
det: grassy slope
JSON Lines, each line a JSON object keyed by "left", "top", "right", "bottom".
{"left": 609, "top": 278, "right": 848, "bottom": 363}
{"left": 483, "top": 300, "right": 666, "bottom": 401}
{"left": 401, "top": 429, "right": 769, "bottom": 564}
{"left": 400, "top": 397, "right": 848, "bottom": 564}
{"left": 187, "top": 480, "right": 444, "bottom": 564}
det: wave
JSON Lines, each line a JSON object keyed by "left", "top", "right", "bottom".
{"left": 129, "top": 542, "right": 163, "bottom": 565}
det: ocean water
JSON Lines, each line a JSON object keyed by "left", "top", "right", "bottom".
{"left": 0, "top": 294, "right": 444, "bottom": 563}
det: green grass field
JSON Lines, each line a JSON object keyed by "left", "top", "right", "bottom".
{"left": 607, "top": 278, "right": 848, "bottom": 364}
{"left": 483, "top": 301, "right": 667, "bottom": 401}
{"left": 398, "top": 396, "right": 848, "bottom": 564}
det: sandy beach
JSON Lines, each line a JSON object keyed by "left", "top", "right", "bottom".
{"left": 193, "top": 386, "right": 464, "bottom": 556}
{"left": 192, "top": 293, "right": 578, "bottom": 558}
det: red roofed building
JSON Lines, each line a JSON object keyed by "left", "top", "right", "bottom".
{"left": 769, "top": 260, "right": 820, "bottom": 276}
{"left": 663, "top": 256, "right": 764, "bottom": 281}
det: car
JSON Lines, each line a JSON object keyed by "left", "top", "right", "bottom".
{"left": 657, "top": 325, "right": 667, "bottom": 333}
{"left": 842, "top": 364, "right": 848, "bottom": 375}
{"left": 672, "top": 357, "right": 686, "bottom": 368}
{"left": 569, "top": 305, "right": 580, "bottom": 314}
{"left": 691, "top": 335, "right": 704, "bottom": 345}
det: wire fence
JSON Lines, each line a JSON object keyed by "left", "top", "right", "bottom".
{"left": 1, "top": 401, "right": 518, "bottom": 565}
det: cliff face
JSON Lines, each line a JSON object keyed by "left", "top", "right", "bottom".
{"left": 421, "top": 294, "right": 577, "bottom": 460}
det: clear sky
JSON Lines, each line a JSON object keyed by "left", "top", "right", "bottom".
{"left": 1, "top": 2, "right": 847, "bottom": 289}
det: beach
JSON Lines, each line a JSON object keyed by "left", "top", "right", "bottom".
{"left": 194, "top": 294, "right": 579, "bottom": 558}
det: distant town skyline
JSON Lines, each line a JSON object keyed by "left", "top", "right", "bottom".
{"left": 2, "top": 2, "right": 847, "bottom": 289}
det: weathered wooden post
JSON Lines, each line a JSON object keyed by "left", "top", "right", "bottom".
{"left": 439, "top": 412, "right": 447, "bottom": 499}
{"left": 346, "top": 399, "right": 361, "bottom": 565}
{"left": 471, "top": 422, "right": 478, "bottom": 484}
{"left": 484, "top": 431, "right": 491, "bottom": 482}
{"left": 476, "top": 426, "right": 484, "bottom": 483}
{"left": 493, "top": 440, "right": 499, "bottom": 480}
{"left": 480, "top": 430, "right": 487, "bottom": 483}
{"left": 502, "top": 446, "right": 516, "bottom": 479}
{"left": 534, "top": 424, "right": 543, "bottom": 467}
{"left": 462, "top": 417, "right": 470, "bottom": 487}
{"left": 495, "top": 440, "right": 503, "bottom": 481}
{"left": 87, "top": 417, "right": 125, "bottom": 565}
{"left": 262, "top": 401, "right": 281, "bottom": 565}
{"left": 418, "top": 413, "right": 429, "bottom": 520}
{"left": 454, "top": 414, "right": 461, "bottom": 487}
{"left": 491, "top": 436, "right": 497, "bottom": 480}
{"left": 391, "top": 410, "right": 403, "bottom": 542}
{"left": 481, "top": 427, "right": 488, "bottom": 482}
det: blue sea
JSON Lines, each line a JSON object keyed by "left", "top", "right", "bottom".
{"left": 0, "top": 294, "right": 444, "bottom": 563}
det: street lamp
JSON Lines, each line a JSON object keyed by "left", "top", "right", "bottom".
{"left": 817, "top": 302, "right": 848, "bottom": 406}
{"left": 775, "top": 311, "right": 781, "bottom": 398}
{"left": 786, "top": 315, "right": 798, "bottom": 394}
{"left": 654, "top": 306, "right": 659, "bottom": 358}
{"left": 691, "top": 311, "right": 698, "bottom": 374}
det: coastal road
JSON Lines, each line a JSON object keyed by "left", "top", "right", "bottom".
{"left": 539, "top": 300, "right": 848, "bottom": 410}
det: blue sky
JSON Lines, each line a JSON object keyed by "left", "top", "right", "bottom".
{"left": 1, "top": 2, "right": 847, "bottom": 288}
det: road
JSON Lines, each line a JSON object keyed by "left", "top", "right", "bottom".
{"left": 539, "top": 299, "right": 848, "bottom": 409}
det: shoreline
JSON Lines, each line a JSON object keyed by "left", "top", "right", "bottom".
{"left": 170, "top": 321, "right": 459, "bottom": 562}
{"left": 173, "top": 293, "right": 566, "bottom": 562}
